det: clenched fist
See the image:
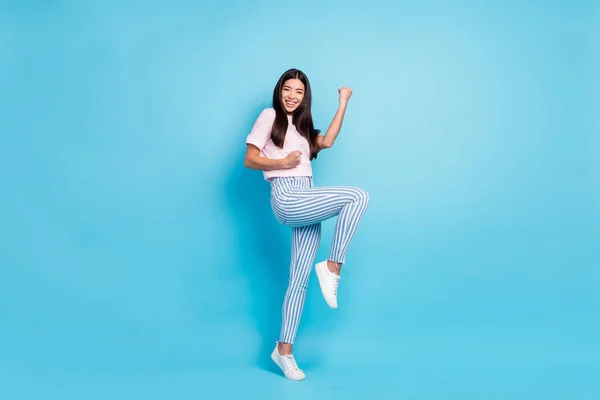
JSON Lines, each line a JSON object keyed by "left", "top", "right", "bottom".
{"left": 282, "top": 150, "right": 302, "bottom": 169}
{"left": 339, "top": 87, "right": 353, "bottom": 104}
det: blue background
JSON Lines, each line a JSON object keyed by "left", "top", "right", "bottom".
{"left": 1, "top": 0, "right": 598, "bottom": 399}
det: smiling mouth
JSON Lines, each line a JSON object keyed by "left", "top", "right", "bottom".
{"left": 285, "top": 100, "right": 298, "bottom": 108}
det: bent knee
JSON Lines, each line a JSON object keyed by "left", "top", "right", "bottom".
{"left": 354, "top": 187, "right": 369, "bottom": 204}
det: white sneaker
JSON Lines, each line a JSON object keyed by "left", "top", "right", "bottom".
{"left": 315, "top": 261, "right": 340, "bottom": 308}
{"left": 271, "top": 344, "right": 305, "bottom": 381}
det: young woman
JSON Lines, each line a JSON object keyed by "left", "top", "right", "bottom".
{"left": 244, "top": 68, "right": 369, "bottom": 380}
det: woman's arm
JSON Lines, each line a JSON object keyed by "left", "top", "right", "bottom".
{"left": 317, "top": 87, "right": 353, "bottom": 150}
{"left": 244, "top": 145, "right": 301, "bottom": 170}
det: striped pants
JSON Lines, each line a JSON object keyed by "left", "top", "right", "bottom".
{"left": 270, "top": 176, "right": 369, "bottom": 344}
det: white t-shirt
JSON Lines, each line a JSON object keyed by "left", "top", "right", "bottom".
{"left": 245, "top": 108, "right": 312, "bottom": 181}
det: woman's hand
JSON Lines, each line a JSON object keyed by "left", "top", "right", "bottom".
{"left": 282, "top": 150, "right": 302, "bottom": 169}
{"left": 339, "top": 87, "right": 353, "bottom": 104}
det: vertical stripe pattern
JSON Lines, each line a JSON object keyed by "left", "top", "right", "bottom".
{"left": 270, "top": 176, "right": 369, "bottom": 344}
{"left": 279, "top": 222, "right": 321, "bottom": 344}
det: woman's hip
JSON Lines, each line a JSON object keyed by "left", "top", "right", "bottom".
{"left": 269, "top": 176, "right": 313, "bottom": 224}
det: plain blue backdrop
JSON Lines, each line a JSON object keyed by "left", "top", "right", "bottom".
{"left": 1, "top": 0, "right": 598, "bottom": 399}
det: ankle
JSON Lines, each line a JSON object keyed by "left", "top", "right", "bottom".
{"left": 278, "top": 342, "right": 292, "bottom": 355}
{"left": 327, "top": 260, "right": 342, "bottom": 275}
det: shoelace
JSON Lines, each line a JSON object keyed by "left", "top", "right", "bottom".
{"left": 282, "top": 354, "right": 301, "bottom": 372}
{"left": 332, "top": 275, "right": 340, "bottom": 296}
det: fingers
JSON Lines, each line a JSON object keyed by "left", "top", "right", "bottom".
{"left": 284, "top": 150, "right": 302, "bottom": 168}
{"left": 294, "top": 151, "right": 301, "bottom": 164}
{"left": 281, "top": 149, "right": 300, "bottom": 169}
{"left": 339, "top": 86, "right": 353, "bottom": 101}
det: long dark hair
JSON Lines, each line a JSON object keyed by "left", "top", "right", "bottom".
{"left": 270, "top": 68, "right": 320, "bottom": 160}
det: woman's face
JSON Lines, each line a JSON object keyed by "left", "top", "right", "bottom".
{"left": 281, "top": 78, "right": 305, "bottom": 114}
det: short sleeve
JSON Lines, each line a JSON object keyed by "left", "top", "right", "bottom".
{"left": 246, "top": 108, "right": 276, "bottom": 151}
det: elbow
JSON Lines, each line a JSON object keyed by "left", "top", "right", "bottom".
{"left": 243, "top": 155, "right": 255, "bottom": 169}
{"left": 321, "top": 141, "right": 332, "bottom": 149}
